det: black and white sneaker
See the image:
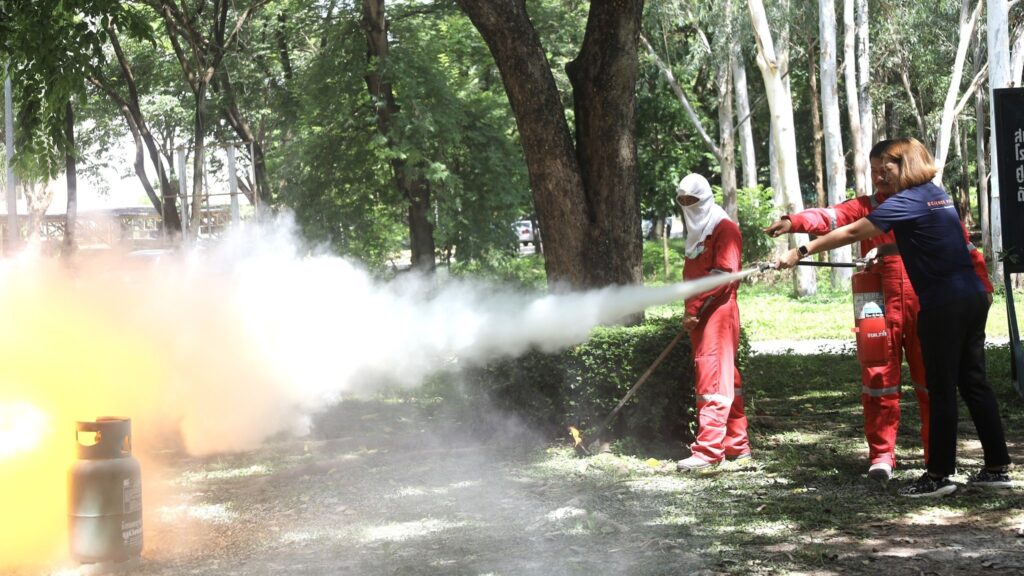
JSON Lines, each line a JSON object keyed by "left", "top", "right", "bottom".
{"left": 967, "top": 467, "right": 1013, "bottom": 489}
{"left": 899, "top": 472, "right": 957, "bottom": 498}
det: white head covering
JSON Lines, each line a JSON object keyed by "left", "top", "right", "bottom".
{"left": 677, "top": 173, "right": 729, "bottom": 258}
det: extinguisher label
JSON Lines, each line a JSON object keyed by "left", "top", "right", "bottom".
{"left": 854, "top": 293, "right": 885, "bottom": 319}
{"left": 123, "top": 478, "right": 142, "bottom": 514}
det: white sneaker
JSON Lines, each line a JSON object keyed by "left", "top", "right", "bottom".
{"left": 868, "top": 462, "right": 893, "bottom": 481}
{"left": 676, "top": 456, "right": 715, "bottom": 472}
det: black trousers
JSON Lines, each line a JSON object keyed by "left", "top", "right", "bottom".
{"left": 918, "top": 293, "right": 1011, "bottom": 477}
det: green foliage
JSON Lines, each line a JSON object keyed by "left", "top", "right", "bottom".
{"left": 734, "top": 185, "right": 777, "bottom": 265}
{"left": 279, "top": 2, "right": 530, "bottom": 269}
{"left": 0, "top": 0, "right": 151, "bottom": 178}
{"left": 641, "top": 238, "right": 686, "bottom": 284}
{"left": 448, "top": 253, "right": 548, "bottom": 290}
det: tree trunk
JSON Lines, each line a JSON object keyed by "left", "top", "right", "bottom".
{"left": 220, "top": 67, "right": 273, "bottom": 208}
{"left": 843, "top": 0, "right": 866, "bottom": 198}
{"left": 733, "top": 46, "right": 757, "bottom": 189}
{"left": 717, "top": 4, "right": 738, "bottom": 221}
{"left": 808, "top": 37, "right": 825, "bottom": 211}
{"left": 458, "top": 0, "right": 642, "bottom": 290}
{"left": 1012, "top": 22, "right": 1024, "bottom": 84}
{"left": 63, "top": 100, "right": 77, "bottom": 256}
{"left": 641, "top": 35, "right": 722, "bottom": 163}
{"left": 748, "top": 0, "right": 815, "bottom": 295}
{"left": 934, "top": 0, "right": 983, "bottom": 181}
{"left": 988, "top": 0, "right": 1010, "bottom": 280}
{"left": 855, "top": 0, "right": 872, "bottom": 192}
{"left": 975, "top": 24, "right": 991, "bottom": 264}
{"left": 954, "top": 117, "right": 972, "bottom": 226}
{"left": 362, "top": 0, "right": 435, "bottom": 271}
{"left": 23, "top": 181, "right": 52, "bottom": 245}
{"left": 820, "top": 0, "right": 852, "bottom": 287}
{"left": 190, "top": 85, "right": 207, "bottom": 240}
{"left": 106, "top": 24, "right": 180, "bottom": 233}
{"left": 565, "top": 0, "right": 644, "bottom": 289}
{"left": 899, "top": 69, "right": 929, "bottom": 147}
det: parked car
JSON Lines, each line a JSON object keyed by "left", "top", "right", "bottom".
{"left": 514, "top": 219, "right": 536, "bottom": 246}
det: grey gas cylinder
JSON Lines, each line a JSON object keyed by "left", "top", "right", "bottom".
{"left": 68, "top": 417, "right": 143, "bottom": 564}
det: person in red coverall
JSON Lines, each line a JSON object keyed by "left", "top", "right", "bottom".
{"left": 764, "top": 140, "right": 992, "bottom": 481}
{"left": 675, "top": 173, "right": 751, "bottom": 472}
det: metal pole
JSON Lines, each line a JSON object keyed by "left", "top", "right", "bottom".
{"left": 177, "top": 147, "right": 188, "bottom": 245}
{"left": 5, "top": 67, "right": 18, "bottom": 253}
{"left": 227, "top": 143, "right": 239, "bottom": 226}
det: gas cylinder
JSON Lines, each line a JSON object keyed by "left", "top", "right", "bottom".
{"left": 851, "top": 271, "right": 889, "bottom": 367}
{"left": 68, "top": 417, "right": 143, "bottom": 564}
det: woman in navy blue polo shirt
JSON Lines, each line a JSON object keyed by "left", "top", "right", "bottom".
{"left": 775, "top": 137, "right": 1011, "bottom": 497}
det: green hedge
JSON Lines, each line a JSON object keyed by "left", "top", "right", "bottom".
{"left": 459, "top": 316, "right": 751, "bottom": 448}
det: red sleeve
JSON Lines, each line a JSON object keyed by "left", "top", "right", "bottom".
{"left": 685, "top": 221, "right": 742, "bottom": 318}
{"left": 962, "top": 223, "right": 993, "bottom": 293}
{"left": 785, "top": 197, "right": 871, "bottom": 235}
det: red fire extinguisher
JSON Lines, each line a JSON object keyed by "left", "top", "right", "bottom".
{"left": 852, "top": 271, "right": 889, "bottom": 367}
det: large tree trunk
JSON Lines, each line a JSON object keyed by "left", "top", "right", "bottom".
{"left": 362, "top": 0, "right": 435, "bottom": 271}
{"left": 733, "top": 46, "right": 757, "bottom": 189}
{"left": 855, "top": 0, "right": 872, "bottom": 193}
{"left": 748, "top": 0, "right": 815, "bottom": 296}
{"left": 988, "top": 0, "right": 1010, "bottom": 281}
{"left": 565, "top": 0, "right": 644, "bottom": 289}
{"left": 934, "top": 0, "right": 983, "bottom": 181}
{"left": 63, "top": 100, "right": 77, "bottom": 256}
{"left": 458, "top": 0, "right": 642, "bottom": 290}
{"left": 820, "top": 0, "right": 852, "bottom": 287}
{"left": 843, "top": 0, "right": 866, "bottom": 198}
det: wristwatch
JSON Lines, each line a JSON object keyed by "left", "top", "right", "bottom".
{"left": 798, "top": 245, "right": 809, "bottom": 258}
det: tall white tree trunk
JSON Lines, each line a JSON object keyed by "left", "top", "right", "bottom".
{"left": 988, "top": 0, "right": 1010, "bottom": 280}
{"left": 734, "top": 47, "right": 758, "bottom": 188}
{"left": 748, "top": 0, "right": 815, "bottom": 295}
{"left": 820, "top": 0, "right": 852, "bottom": 287}
{"left": 934, "top": 0, "right": 984, "bottom": 181}
{"left": 1011, "top": 22, "right": 1024, "bottom": 86}
{"left": 719, "top": 0, "right": 738, "bottom": 219}
{"left": 855, "top": 0, "right": 872, "bottom": 192}
{"left": 975, "top": 21, "right": 991, "bottom": 261}
{"left": 843, "top": 0, "right": 866, "bottom": 197}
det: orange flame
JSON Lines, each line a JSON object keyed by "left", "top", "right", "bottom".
{"left": 568, "top": 426, "right": 583, "bottom": 447}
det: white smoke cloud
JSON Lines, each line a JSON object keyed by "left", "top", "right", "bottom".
{"left": 0, "top": 213, "right": 752, "bottom": 456}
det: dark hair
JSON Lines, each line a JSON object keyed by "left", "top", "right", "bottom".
{"left": 869, "top": 137, "right": 937, "bottom": 190}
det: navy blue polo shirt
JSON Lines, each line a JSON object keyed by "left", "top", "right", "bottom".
{"left": 866, "top": 181, "right": 984, "bottom": 310}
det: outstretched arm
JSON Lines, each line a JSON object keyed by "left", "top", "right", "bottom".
{"left": 775, "top": 217, "right": 882, "bottom": 269}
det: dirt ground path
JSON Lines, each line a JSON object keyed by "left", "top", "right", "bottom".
{"left": 9, "top": 348, "right": 1024, "bottom": 576}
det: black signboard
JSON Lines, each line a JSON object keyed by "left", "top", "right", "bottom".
{"left": 992, "top": 87, "right": 1024, "bottom": 395}
{"left": 993, "top": 88, "right": 1024, "bottom": 273}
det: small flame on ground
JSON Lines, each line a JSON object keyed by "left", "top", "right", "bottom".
{"left": 568, "top": 426, "right": 583, "bottom": 447}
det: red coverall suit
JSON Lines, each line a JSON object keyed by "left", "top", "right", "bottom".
{"left": 684, "top": 218, "right": 750, "bottom": 463}
{"left": 785, "top": 193, "right": 992, "bottom": 468}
